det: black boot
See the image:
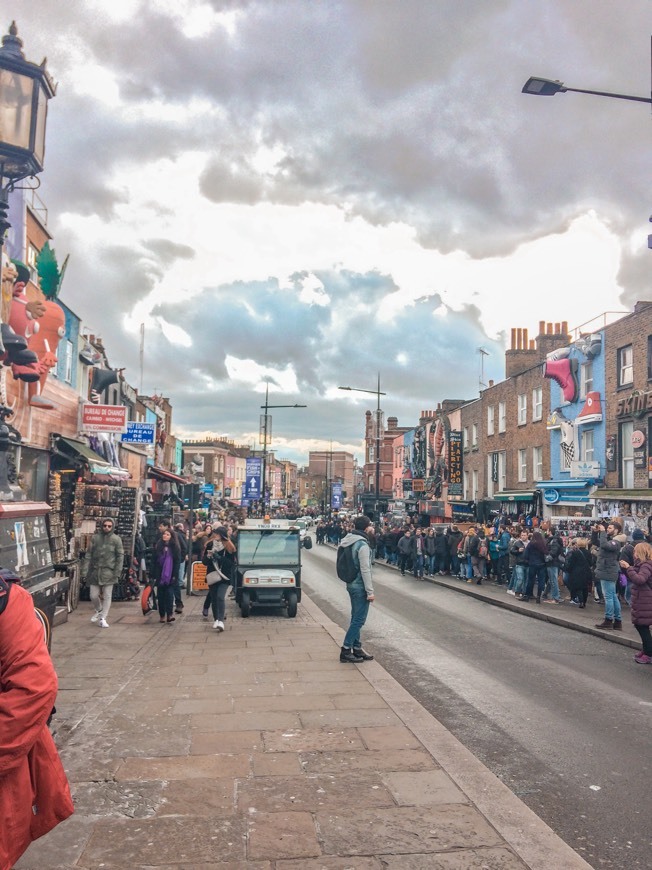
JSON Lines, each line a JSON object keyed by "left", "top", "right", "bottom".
{"left": 352, "top": 646, "right": 374, "bottom": 661}
{"left": 340, "top": 646, "right": 364, "bottom": 663}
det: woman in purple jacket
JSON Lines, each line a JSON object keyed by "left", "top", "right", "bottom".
{"left": 620, "top": 541, "right": 652, "bottom": 664}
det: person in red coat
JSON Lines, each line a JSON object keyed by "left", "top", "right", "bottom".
{"left": 0, "top": 579, "right": 74, "bottom": 870}
{"left": 620, "top": 541, "right": 652, "bottom": 665}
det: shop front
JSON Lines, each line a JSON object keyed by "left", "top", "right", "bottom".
{"left": 536, "top": 478, "right": 597, "bottom": 524}
{"left": 492, "top": 490, "right": 536, "bottom": 520}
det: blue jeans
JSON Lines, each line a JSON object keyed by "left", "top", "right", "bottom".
{"left": 546, "top": 566, "right": 562, "bottom": 601}
{"left": 413, "top": 554, "right": 424, "bottom": 577}
{"left": 343, "top": 578, "right": 370, "bottom": 648}
{"left": 511, "top": 565, "right": 526, "bottom": 594}
{"left": 450, "top": 553, "right": 460, "bottom": 575}
{"left": 601, "top": 580, "right": 621, "bottom": 621}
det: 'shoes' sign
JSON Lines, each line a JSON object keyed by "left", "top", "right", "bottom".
{"left": 82, "top": 403, "right": 128, "bottom": 433}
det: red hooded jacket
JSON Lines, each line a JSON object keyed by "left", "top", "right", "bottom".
{"left": 0, "top": 583, "right": 74, "bottom": 870}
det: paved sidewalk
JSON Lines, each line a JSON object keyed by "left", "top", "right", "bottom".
{"left": 17, "top": 592, "right": 593, "bottom": 870}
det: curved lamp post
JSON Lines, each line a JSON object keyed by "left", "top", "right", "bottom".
{"left": 339, "top": 373, "right": 386, "bottom": 521}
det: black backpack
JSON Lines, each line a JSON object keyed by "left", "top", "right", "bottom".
{"left": 336, "top": 539, "right": 363, "bottom": 583}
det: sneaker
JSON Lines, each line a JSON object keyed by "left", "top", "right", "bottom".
{"left": 98, "top": 617, "right": 109, "bottom": 628}
{"left": 543, "top": 599, "right": 561, "bottom": 605}
{"left": 213, "top": 620, "right": 224, "bottom": 631}
{"left": 569, "top": 598, "right": 580, "bottom": 606}
{"left": 90, "top": 611, "right": 101, "bottom": 623}
{"left": 634, "top": 651, "right": 652, "bottom": 664}
{"left": 506, "top": 589, "right": 516, "bottom": 596}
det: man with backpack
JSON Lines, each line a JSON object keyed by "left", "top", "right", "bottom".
{"left": 336, "top": 515, "right": 376, "bottom": 663}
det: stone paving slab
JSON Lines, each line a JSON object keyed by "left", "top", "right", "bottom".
{"left": 16, "top": 593, "right": 592, "bottom": 870}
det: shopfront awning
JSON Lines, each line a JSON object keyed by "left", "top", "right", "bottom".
{"left": 593, "top": 489, "right": 652, "bottom": 502}
{"left": 55, "top": 436, "right": 130, "bottom": 479}
{"left": 493, "top": 490, "right": 535, "bottom": 502}
{"left": 147, "top": 466, "right": 188, "bottom": 485}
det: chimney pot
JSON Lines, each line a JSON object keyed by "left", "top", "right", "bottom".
{"left": 511, "top": 328, "right": 516, "bottom": 350}
{"left": 489, "top": 379, "right": 494, "bottom": 387}
{"left": 539, "top": 320, "right": 545, "bottom": 335}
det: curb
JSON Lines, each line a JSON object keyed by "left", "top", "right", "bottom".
{"left": 324, "top": 542, "right": 642, "bottom": 652}
{"left": 301, "top": 593, "right": 593, "bottom": 870}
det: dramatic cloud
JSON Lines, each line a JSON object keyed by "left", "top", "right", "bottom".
{"left": 7, "top": 0, "right": 650, "bottom": 462}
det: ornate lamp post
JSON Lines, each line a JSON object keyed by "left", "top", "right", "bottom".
{"left": 0, "top": 22, "right": 55, "bottom": 498}
{"left": 0, "top": 21, "right": 56, "bottom": 238}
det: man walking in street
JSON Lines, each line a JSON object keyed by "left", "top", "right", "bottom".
{"left": 83, "top": 517, "right": 124, "bottom": 628}
{"left": 339, "top": 515, "right": 376, "bottom": 663}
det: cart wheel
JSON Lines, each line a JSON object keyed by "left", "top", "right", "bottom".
{"left": 141, "top": 584, "right": 156, "bottom": 616}
{"left": 240, "top": 590, "right": 250, "bottom": 618}
{"left": 67, "top": 569, "right": 80, "bottom": 612}
{"left": 286, "top": 591, "right": 298, "bottom": 618}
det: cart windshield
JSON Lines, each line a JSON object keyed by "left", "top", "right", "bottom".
{"left": 237, "top": 529, "right": 301, "bottom": 566}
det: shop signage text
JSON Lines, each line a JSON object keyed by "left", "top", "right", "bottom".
{"left": 448, "top": 430, "right": 463, "bottom": 496}
{"left": 82, "top": 403, "right": 127, "bottom": 433}
{"left": 616, "top": 390, "right": 652, "bottom": 418}
{"left": 121, "top": 422, "right": 155, "bottom": 443}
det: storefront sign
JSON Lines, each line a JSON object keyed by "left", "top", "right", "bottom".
{"left": 81, "top": 403, "right": 127, "bottom": 433}
{"left": 570, "top": 460, "right": 601, "bottom": 478}
{"left": 201, "top": 483, "right": 214, "bottom": 494}
{"left": 331, "top": 482, "right": 342, "bottom": 508}
{"left": 543, "top": 488, "right": 560, "bottom": 505}
{"left": 121, "top": 422, "right": 155, "bottom": 444}
{"left": 632, "top": 430, "right": 646, "bottom": 448}
{"left": 616, "top": 390, "right": 652, "bottom": 418}
{"left": 448, "top": 430, "right": 463, "bottom": 497}
{"left": 190, "top": 560, "right": 208, "bottom": 592}
{"left": 412, "top": 479, "right": 425, "bottom": 492}
{"left": 491, "top": 452, "right": 499, "bottom": 483}
{"left": 606, "top": 435, "right": 617, "bottom": 472}
{"left": 634, "top": 448, "right": 647, "bottom": 469}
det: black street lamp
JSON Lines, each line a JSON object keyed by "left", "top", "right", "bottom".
{"left": 0, "top": 21, "right": 56, "bottom": 238}
{"left": 259, "top": 382, "right": 306, "bottom": 512}
{"left": 339, "top": 373, "right": 386, "bottom": 520}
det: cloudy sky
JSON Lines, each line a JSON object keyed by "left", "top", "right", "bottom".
{"left": 7, "top": 1, "right": 651, "bottom": 463}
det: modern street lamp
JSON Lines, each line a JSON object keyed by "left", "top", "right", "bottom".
{"left": 339, "top": 373, "right": 386, "bottom": 521}
{"left": 0, "top": 21, "right": 56, "bottom": 239}
{"left": 259, "top": 382, "right": 306, "bottom": 512}
{"left": 522, "top": 76, "right": 652, "bottom": 105}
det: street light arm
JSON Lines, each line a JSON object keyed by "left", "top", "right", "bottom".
{"left": 523, "top": 75, "right": 652, "bottom": 104}
{"left": 338, "top": 386, "right": 387, "bottom": 396}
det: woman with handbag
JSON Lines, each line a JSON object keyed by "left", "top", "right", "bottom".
{"left": 203, "top": 527, "right": 236, "bottom": 632}
{"left": 620, "top": 542, "right": 652, "bottom": 664}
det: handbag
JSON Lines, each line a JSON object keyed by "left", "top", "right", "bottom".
{"left": 206, "top": 566, "right": 229, "bottom": 586}
{"left": 618, "top": 571, "right": 628, "bottom": 588}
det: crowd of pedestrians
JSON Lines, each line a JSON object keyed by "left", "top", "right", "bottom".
{"left": 319, "top": 511, "right": 652, "bottom": 666}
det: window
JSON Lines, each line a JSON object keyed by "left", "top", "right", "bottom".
{"left": 463, "top": 470, "right": 469, "bottom": 500}
{"left": 498, "top": 401, "right": 506, "bottom": 433}
{"left": 532, "top": 446, "right": 543, "bottom": 481}
{"left": 472, "top": 469, "right": 479, "bottom": 501}
{"left": 64, "top": 340, "right": 73, "bottom": 383}
{"left": 582, "top": 429, "right": 595, "bottom": 463}
{"left": 620, "top": 420, "right": 634, "bottom": 488}
{"left": 472, "top": 423, "right": 478, "bottom": 446}
{"left": 463, "top": 427, "right": 469, "bottom": 449}
{"left": 532, "top": 387, "right": 542, "bottom": 421}
{"left": 580, "top": 361, "right": 593, "bottom": 399}
{"left": 498, "top": 451, "right": 506, "bottom": 492}
{"left": 518, "top": 394, "right": 527, "bottom": 425}
{"left": 518, "top": 448, "right": 527, "bottom": 482}
{"left": 487, "top": 405, "right": 494, "bottom": 436}
{"left": 648, "top": 336, "right": 652, "bottom": 381}
{"left": 618, "top": 345, "right": 633, "bottom": 387}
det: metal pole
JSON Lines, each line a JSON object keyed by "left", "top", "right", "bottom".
{"left": 375, "top": 372, "right": 381, "bottom": 520}
{"left": 261, "top": 384, "right": 268, "bottom": 514}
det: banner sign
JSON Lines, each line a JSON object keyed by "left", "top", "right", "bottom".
{"left": 331, "top": 482, "right": 342, "bottom": 509}
{"left": 82, "top": 403, "right": 127, "bottom": 433}
{"left": 121, "top": 422, "right": 155, "bottom": 444}
{"left": 448, "top": 430, "right": 463, "bottom": 496}
{"left": 201, "top": 483, "right": 214, "bottom": 494}
{"left": 245, "top": 458, "right": 262, "bottom": 499}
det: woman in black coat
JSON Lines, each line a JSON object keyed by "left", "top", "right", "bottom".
{"left": 520, "top": 530, "right": 548, "bottom": 603}
{"left": 565, "top": 538, "right": 592, "bottom": 608}
{"left": 151, "top": 530, "right": 181, "bottom": 623}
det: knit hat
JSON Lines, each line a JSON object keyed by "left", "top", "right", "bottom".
{"left": 354, "top": 515, "right": 373, "bottom": 531}
{"left": 632, "top": 528, "right": 645, "bottom": 541}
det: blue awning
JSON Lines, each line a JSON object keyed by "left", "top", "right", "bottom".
{"left": 536, "top": 479, "right": 596, "bottom": 490}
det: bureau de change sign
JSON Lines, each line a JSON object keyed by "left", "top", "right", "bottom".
{"left": 121, "top": 422, "right": 156, "bottom": 444}
{"left": 81, "top": 403, "right": 128, "bottom": 433}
